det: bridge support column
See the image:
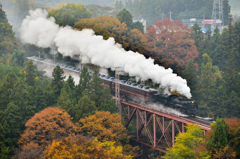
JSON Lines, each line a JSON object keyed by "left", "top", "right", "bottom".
{"left": 172, "top": 120, "right": 175, "bottom": 146}
{"left": 182, "top": 123, "right": 185, "bottom": 133}
{"left": 163, "top": 117, "right": 165, "bottom": 133}
{"left": 153, "top": 114, "right": 156, "bottom": 147}
{"left": 137, "top": 110, "right": 139, "bottom": 140}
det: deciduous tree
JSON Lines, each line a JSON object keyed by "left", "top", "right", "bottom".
{"left": 18, "top": 107, "right": 79, "bottom": 147}
{"left": 44, "top": 135, "right": 131, "bottom": 159}
{"left": 146, "top": 19, "right": 199, "bottom": 71}
{"left": 48, "top": 3, "right": 92, "bottom": 27}
{"left": 164, "top": 124, "right": 210, "bottom": 159}
{"left": 78, "top": 111, "right": 129, "bottom": 145}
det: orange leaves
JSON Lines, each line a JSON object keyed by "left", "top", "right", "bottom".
{"left": 18, "top": 107, "right": 79, "bottom": 147}
{"left": 224, "top": 118, "right": 240, "bottom": 132}
{"left": 78, "top": 111, "right": 129, "bottom": 145}
{"left": 74, "top": 16, "right": 148, "bottom": 55}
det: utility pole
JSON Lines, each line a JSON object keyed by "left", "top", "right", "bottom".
{"left": 169, "top": 10, "right": 173, "bottom": 21}
{"left": 39, "top": 51, "right": 40, "bottom": 59}
{"left": 203, "top": 14, "right": 205, "bottom": 32}
{"left": 162, "top": 12, "right": 165, "bottom": 21}
{"left": 212, "top": 0, "right": 223, "bottom": 28}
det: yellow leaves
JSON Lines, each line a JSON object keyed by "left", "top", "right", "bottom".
{"left": 164, "top": 124, "right": 207, "bottom": 159}
{"left": 78, "top": 111, "right": 128, "bottom": 145}
{"left": 44, "top": 135, "right": 130, "bottom": 159}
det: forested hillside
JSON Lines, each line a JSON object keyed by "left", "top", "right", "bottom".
{"left": 0, "top": 1, "right": 240, "bottom": 158}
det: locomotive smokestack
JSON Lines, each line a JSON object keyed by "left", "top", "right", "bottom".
{"left": 19, "top": 9, "right": 192, "bottom": 98}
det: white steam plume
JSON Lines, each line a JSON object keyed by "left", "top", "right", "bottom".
{"left": 20, "top": 9, "right": 192, "bottom": 98}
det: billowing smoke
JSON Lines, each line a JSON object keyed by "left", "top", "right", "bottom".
{"left": 20, "top": 9, "right": 192, "bottom": 98}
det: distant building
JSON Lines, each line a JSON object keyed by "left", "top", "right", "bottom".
{"left": 133, "top": 19, "right": 147, "bottom": 33}
{"left": 181, "top": 18, "right": 223, "bottom": 33}
{"left": 181, "top": 18, "right": 203, "bottom": 28}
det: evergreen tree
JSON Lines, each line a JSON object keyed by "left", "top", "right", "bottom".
{"left": 51, "top": 65, "right": 65, "bottom": 98}
{"left": 0, "top": 4, "right": 18, "bottom": 56}
{"left": 191, "top": 23, "right": 204, "bottom": 64}
{"left": 182, "top": 59, "right": 198, "bottom": 92}
{"left": 223, "top": 0, "right": 230, "bottom": 26}
{"left": 35, "top": 86, "right": 47, "bottom": 112}
{"left": 74, "top": 89, "right": 96, "bottom": 122}
{"left": 223, "top": 49, "right": 240, "bottom": 96}
{"left": 117, "top": 8, "right": 133, "bottom": 28}
{"left": 0, "top": 72, "right": 18, "bottom": 110}
{"left": 89, "top": 67, "right": 104, "bottom": 108}
{"left": 66, "top": 75, "right": 75, "bottom": 91}
{"left": 132, "top": 0, "right": 140, "bottom": 18}
{"left": 11, "top": 50, "right": 25, "bottom": 67}
{"left": 208, "top": 118, "right": 228, "bottom": 151}
{"left": 98, "top": 85, "right": 117, "bottom": 113}
{"left": 76, "top": 64, "right": 90, "bottom": 100}
{"left": 58, "top": 82, "right": 75, "bottom": 118}
{"left": 25, "top": 60, "right": 36, "bottom": 87}
{"left": 132, "top": 21, "right": 144, "bottom": 33}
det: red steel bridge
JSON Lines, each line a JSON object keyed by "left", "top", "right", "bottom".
{"left": 28, "top": 56, "right": 212, "bottom": 153}
{"left": 118, "top": 100, "right": 212, "bottom": 153}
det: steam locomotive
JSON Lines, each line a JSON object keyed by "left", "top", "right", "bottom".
{"left": 99, "top": 75, "right": 198, "bottom": 116}
{"left": 27, "top": 56, "right": 198, "bottom": 116}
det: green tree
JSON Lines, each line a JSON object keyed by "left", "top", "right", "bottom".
{"left": 98, "top": 85, "right": 117, "bottom": 113}
{"left": 0, "top": 72, "right": 18, "bottom": 110}
{"left": 164, "top": 124, "right": 210, "bottom": 159}
{"left": 76, "top": 64, "right": 90, "bottom": 100}
{"left": 223, "top": 49, "right": 240, "bottom": 96}
{"left": 51, "top": 65, "right": 65, "bottom": 98}
{"left": 182, "top": 59, "right": 198, "bottom": 92}
{"left": 74, "top": 89, "right": 96, "bottom": 122}
{"left": 0, "top": 4, "right": 18, "bottom": 57}
{"left": 66, "top": 75, "right": 75, "bottom": 91}
{"left": 48, "top": 3, "right": 92, "bottom": 27}
{"left": 223, "top": 0, "right": 231, "bottom": 25}
{"left": 132, "top": 21, "right": 144, "bottom": 33}
{"left": 89, "top": 67, "right": 104, "bottom": 108}
{"left": 25, "top": 60, "right": 36, "bottom": 87}
{"left": 57, "top": 82, "right": 75, "bottom": 118}
{"left": 11, "top": 50, "right": 25, "bottom": 67}
{"left": 208, "top": 118, "right": 228, "bottom": 151}
{"left": 117, "top": 8, "right": 133, "bottom": 28}
{"left": 35, "top": 86, "right": 47, "bottom": 112}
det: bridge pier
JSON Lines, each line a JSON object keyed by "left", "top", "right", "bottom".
{"left": 121, "top": 101, "right": 211, "bottom": 153}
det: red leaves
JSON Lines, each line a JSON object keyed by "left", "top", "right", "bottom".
{"left": 146, "top": 19, "right": 199, "bottom": 71}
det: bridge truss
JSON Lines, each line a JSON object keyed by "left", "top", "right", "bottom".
{"left": 120, "top": 101, "right": 210, "bottom": 153}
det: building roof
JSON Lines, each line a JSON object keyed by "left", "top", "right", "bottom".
{"left": 202, "top": 19, "right": 222, "bottom": 24}
{"left": 181, "top": 19, "right": 203, "bottom": 23}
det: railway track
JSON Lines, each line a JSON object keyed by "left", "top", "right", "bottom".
{"left": 122, "top": 101, "right": 212, "bottom": 130}
{"left": 28, "top": 56, "right": 214, "bottom": 130}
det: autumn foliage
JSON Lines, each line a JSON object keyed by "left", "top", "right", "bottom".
{"left": 146, "top": 19, "right": 198, "bottom": 71}
{"left": 78, "top": 111, "right": 128, "bottom": 145}
{"left": 18, "top": 107, "right": 79, "bottom": 147}
{"left": 44, "top": 135, "right": 131, "bottom": 159}
{"left": 74, "top": 15, "right": 148, "bottom": 55}
{"left": 78, "top": 111, "right": 139, "bottom": 157}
